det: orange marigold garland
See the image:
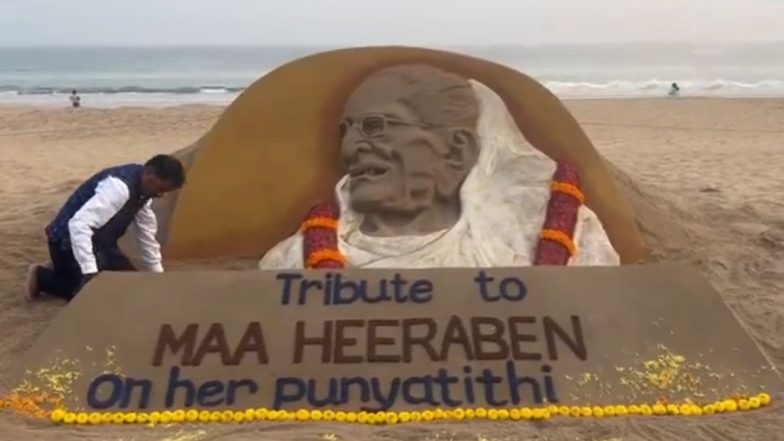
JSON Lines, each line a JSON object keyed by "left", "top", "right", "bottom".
{"left": 0, "top": 392, "right": 61, "bottom": 419}
{"left": 534, "top": 161, "right": 584, "bottom": 265}
{"left": 302, "top": 200, "right": 345, "bottom": 269}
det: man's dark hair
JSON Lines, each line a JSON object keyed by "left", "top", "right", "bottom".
{"left": 145, "top": 154, "right": 186, "bottom": 188}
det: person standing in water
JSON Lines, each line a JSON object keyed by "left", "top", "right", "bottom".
{"left": 70, "top": 90, "right": 81, "bottom": 108}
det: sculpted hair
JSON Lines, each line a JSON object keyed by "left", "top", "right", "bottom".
{"left": 348, "top": 64, "right": 480, "bottom": 130}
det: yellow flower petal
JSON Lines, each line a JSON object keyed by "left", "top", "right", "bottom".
{"left": 233, "top": 411, "right": 246, "bottom": 422}
{"left": 160, "top": 411, "right": 173, "bottom": 424}
{"left": 50, "top": 409, "right": 66, "bottom": 423}
{"left": 172, "top": 410, "right": 186, "bottom": 422}
{"left": 186, "top": 409, "right": 199, "bottom": 422}
{"left": 296, "top": 409, "right": 310, "bottom": 421}
{"left": 254, "top": 408, "right": 268, "bottom": 420}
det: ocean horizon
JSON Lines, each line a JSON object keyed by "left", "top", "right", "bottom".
{"left": 1, "top": 43, "right": 783, "bottom": 107}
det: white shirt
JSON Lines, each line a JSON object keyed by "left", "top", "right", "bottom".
{"left": 67, "top": 176, "right": 164, "bottom": 274}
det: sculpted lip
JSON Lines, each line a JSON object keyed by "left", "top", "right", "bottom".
{"left": 348, "top": 158, "right": 389, "bottom": 180}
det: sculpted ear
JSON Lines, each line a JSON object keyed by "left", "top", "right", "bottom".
{"left": 445, "top": 128, "right": 479, "bottom": 172}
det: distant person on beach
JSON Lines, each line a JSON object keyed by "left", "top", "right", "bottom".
{"left": 25, "top": 154, "right": 186, "bottom": 302}
{"left": 70, "top": 90, "right": 81, "bottom": 108}
{"left": 668, "top": 82, "right": 680, "bottom": 97}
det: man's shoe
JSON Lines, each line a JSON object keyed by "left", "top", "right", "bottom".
{"left": 25, "top": 264, "right": 42, "bottom": 301}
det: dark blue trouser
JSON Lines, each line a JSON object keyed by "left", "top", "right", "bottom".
{"left": 37, "top": 240, "right": 136, "bottom": 301}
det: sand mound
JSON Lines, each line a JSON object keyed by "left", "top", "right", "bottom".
{"left": 154, "top": 47, "right": 647, "bottom": 264}
{"left": 611, "top": 163, "right": 784, "bottom": 374}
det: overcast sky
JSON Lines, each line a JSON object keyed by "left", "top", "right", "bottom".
{"left": 0, "top": 0, "right": 783, "bottom": 47}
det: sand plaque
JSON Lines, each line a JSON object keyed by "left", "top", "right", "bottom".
{"left": 12, "top": 263, "right": 782, "bottom": 413}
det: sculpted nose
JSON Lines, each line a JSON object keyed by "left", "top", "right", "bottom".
{"left": 341, "top": 140, "right": 372, "bottom": 163}
{"left": 353, "top": 142, "right": 373, "bottom": 155}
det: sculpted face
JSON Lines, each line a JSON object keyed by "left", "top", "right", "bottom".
{"left": 338, "top": 65, "right": 480, "bottom": 236}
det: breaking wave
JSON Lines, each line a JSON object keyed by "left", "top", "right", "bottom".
{"left": 543, "top": 79, "right": 784, "bottom": 98}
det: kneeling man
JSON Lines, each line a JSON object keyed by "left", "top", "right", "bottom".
{"left": 26, "top": 154, "right": 185, "bottom": 301}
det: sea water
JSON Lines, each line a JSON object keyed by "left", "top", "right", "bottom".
{"left": 1, "top": 44, "right": 783, "bottom": 108}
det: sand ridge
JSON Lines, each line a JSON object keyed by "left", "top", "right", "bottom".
{"left": 1, "top": 98, "right": 784, "bottom": 440}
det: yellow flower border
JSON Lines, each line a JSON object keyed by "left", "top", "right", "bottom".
{"left": 24, "top": 393, "right": 772, "bottom": 426}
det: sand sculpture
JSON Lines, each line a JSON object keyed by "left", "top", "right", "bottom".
{"left": 150, "top": 46, "right": 648, "bottom": 265}
{"left": 258, "top": 64, "right": 620, "bottom": 269}
{"left": 4, "top": 47, "right": 782, "bottom": 427}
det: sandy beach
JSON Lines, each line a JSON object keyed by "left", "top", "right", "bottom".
{"left": 1, "top": 98, "right": 783, "bottom": 440}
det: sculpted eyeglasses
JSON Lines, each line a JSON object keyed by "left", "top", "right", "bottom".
{"left": 339, "top": 114, "right": 429, "bottom": 139}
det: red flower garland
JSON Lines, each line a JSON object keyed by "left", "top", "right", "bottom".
{"left": 301, "top": 160, "right": 584, "bottom": 268}
{"left": 533, "top": 161, "right": 583, "bottom": 265}
{"left": 301, "top": 200, "right": 344, "bottom": 269}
